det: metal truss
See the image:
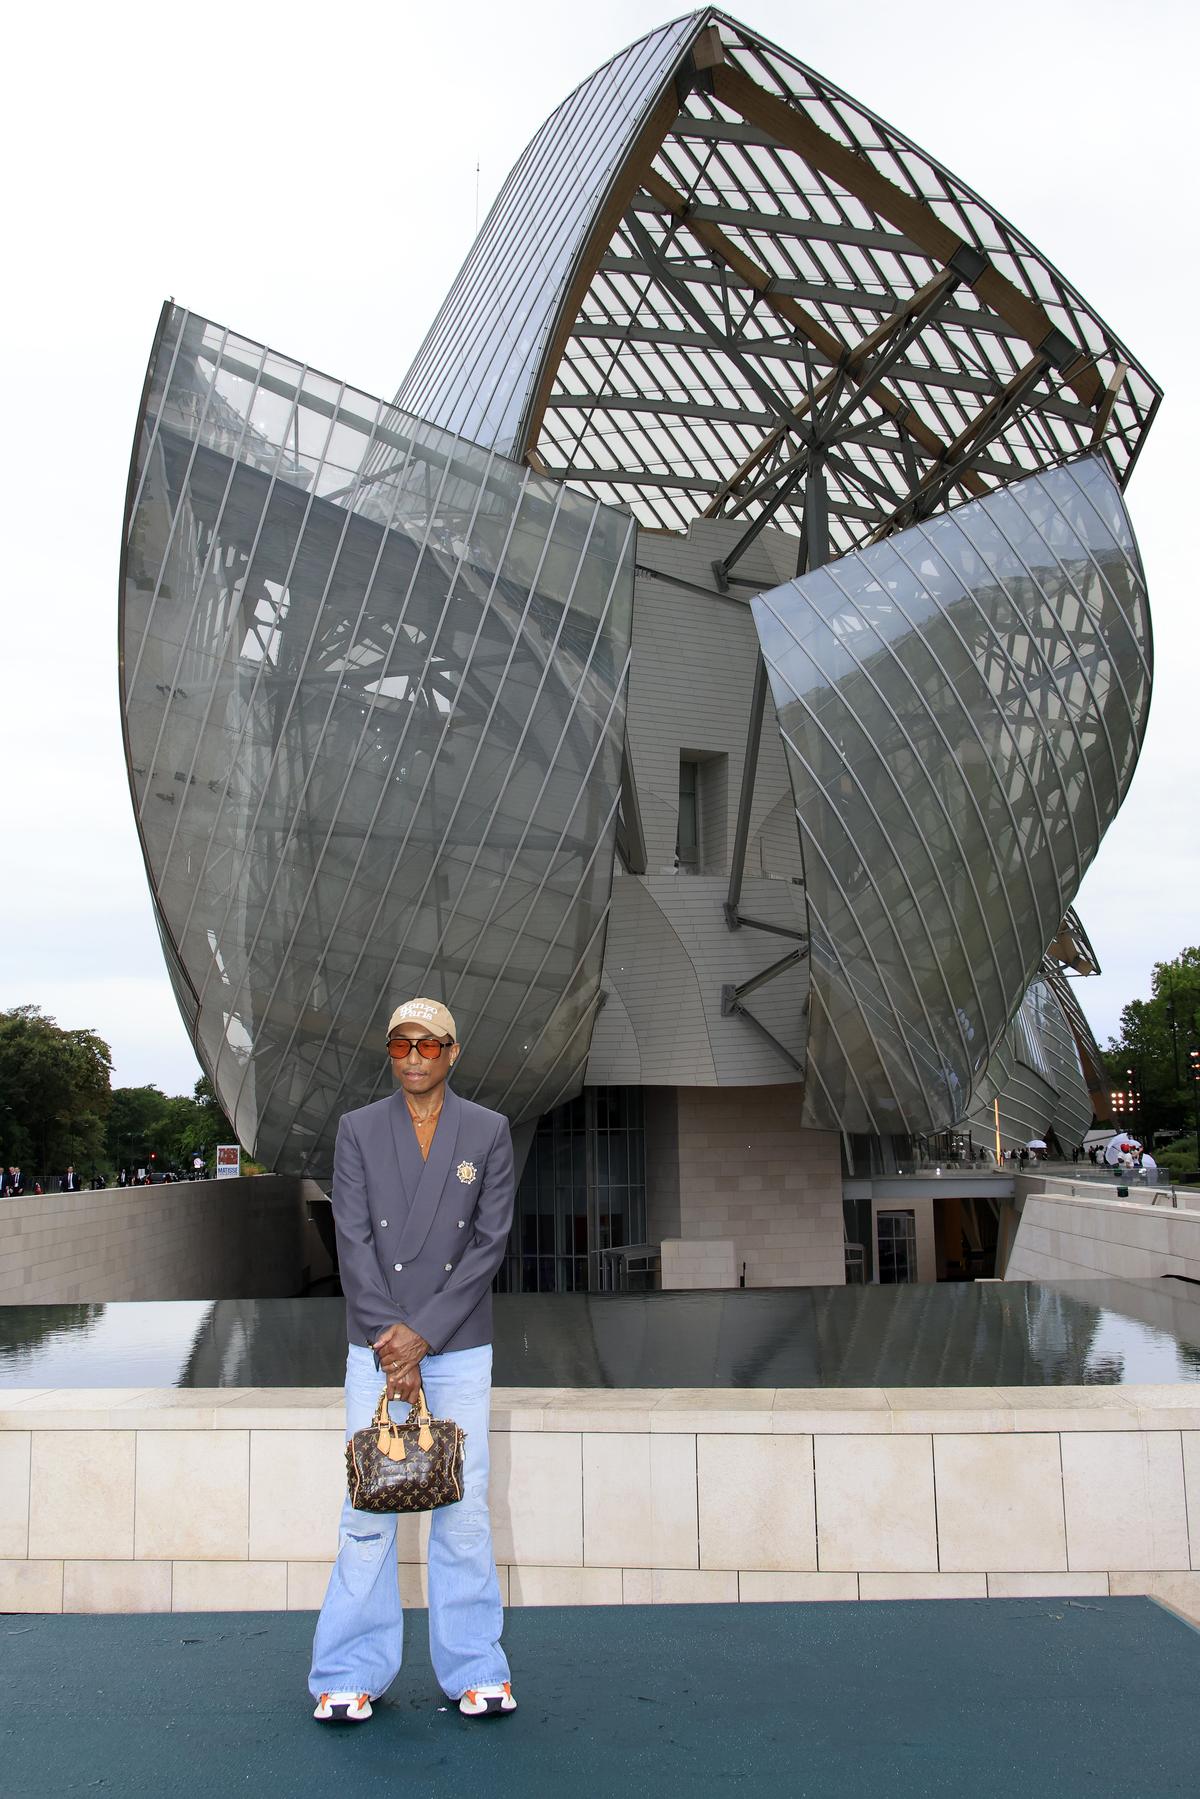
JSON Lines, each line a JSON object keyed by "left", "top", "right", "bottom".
{"left": 515, "top": 15, "right": 1158, "bottom": 556}
{"left": 720, "top": 943, "right": 810, "bottom": 1074}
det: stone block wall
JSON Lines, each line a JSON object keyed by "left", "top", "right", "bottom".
{"left": 0, "top": 1177, "right": 325, "bottom": 1302}
{"left": 3, "top": 1384, "right": 1200, "bottom": 1623}
{"left": 673, "top": 1086, "right": 844, "bottom": 1286}
{"left": 660, "top": 1238, "right": 737, "bottom": 1290}
{"left": 1005, "top": 1184, "right": 1200, "bottom": 1283}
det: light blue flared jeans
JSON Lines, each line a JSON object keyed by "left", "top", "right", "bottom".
{"left": 308, "top": 1341, "right": 510, "bottom": 1700}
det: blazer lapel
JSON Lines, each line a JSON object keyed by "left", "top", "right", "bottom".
{"left": 388, "top": 1090, "right": 426, "bottom": 1208}
{"left": 393, "top": 1086, "right": 463, "bottom": 1262}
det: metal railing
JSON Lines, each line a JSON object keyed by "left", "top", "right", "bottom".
{"left": 1, "top": 1169, "right": 207, "bottom": 1196}
{"left": 597, "top": 1244, "right": 662, "bottom": 1292}
{"left": 1026, "top": 1162, "right": 1199, "bottom": 1211}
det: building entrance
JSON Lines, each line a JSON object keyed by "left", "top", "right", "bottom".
{"left": 876, "top": 1209, "right": 918, "bottom": 1284}
{"left": 496, "top": 1087, "right": 647, "bottom": 1293}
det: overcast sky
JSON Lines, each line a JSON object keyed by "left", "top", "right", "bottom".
{"left": 1, "top": 0, "right": 1195, "bottom": 1094}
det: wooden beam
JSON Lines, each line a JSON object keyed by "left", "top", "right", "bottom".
{"left": 691, "top": 23, "right": 725, "bottom": 70}
{"left": 517, "top": 86, "right": 682, "bottom": 464}
{"left": 865, "top": 353, "right": 1050, "bottom": 541}
{"left": 702, "top": 265, "right": 960, "bottom": 515}
{"left": 710, "top": 63, "right": 1102, "bottom": 409}
{"left": 1090, "top": 359, "right": 1129, "bottom": 447}
{"left": 642, "top": 167, "right": 988, "bottom": 498}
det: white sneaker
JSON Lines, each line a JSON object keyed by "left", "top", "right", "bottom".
{"left": 459, "top": 1681, "right": 516, "bottom": 1717}
{"left": 313, "top": 1690, "right": 373, "bottom": 1722}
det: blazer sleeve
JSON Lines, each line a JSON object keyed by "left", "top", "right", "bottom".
{"left": 331, "top": 1114, "right": 405, "bottom": 1344}
{"left": 404, "top": 1116, "right": 515, "bottom": 1355}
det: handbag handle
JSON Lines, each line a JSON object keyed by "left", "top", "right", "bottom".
{"left": 372, "top": 1382, "right": 434, "bottom": 1454}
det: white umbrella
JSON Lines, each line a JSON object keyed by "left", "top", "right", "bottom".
{"left": 1026, "top": 1139, "right": 1048, "bottom": 1150}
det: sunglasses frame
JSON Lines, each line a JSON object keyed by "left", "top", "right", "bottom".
{"left": 387, "top": 1036, "right": 451, "bottom": 1061}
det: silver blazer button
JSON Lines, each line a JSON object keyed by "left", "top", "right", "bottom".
{"left": 444, "top": 1262, "right": 453, "bottom": 1272}
{"left": 457, "top": 1219, "right": 465, "bottom": 1228}
{"left": 393, "top": 1262, "right": 403, "bottom": 1272}
{"left": 380, "top": 1219, "right": 388, "bottom": 1227}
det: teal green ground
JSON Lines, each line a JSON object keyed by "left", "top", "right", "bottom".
{"left": 2, "top": 1599, "right": 1197, "bottom": 1796}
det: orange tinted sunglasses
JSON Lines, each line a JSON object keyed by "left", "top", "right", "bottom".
{"left": 387, "top": 1036, "right": 449, "bottom": 1060}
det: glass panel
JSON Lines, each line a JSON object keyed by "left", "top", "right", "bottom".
{"left": 877, "top": 1210, "right": 916, "bottom": 1284}
{"left": 122, "top": 308, "right": 635, "bottom": 1178}
{"left": 676, "top": 757, "right": 699, "bottom": 867}
{"left": 752, "top": 455, "right": 1150, "bottom": 1136}
{"left": 505, "top": 1085, "right": 646, "bottom": 1292}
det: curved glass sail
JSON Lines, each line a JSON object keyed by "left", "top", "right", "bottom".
{"left": 752, "top": 455, "right": 1151, "bottom": 1135}
{"left": 121, "top": 307, "right": 635, "bottom": 1178}
{"left": 397, "top": 9, "right": 1157, "bottom": 549}
{"left": 122, "top": 10, "right": 1163, "bottom": 1180}
{"left": 394, "top": 14, "right": 698, "bottom": 456}
{"left": 967, "top": 972, "right": 1094, "bottom": 1155}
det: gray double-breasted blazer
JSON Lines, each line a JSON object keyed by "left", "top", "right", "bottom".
{"left": 331, "top": 1084, "right": 515, "bottom": 1357}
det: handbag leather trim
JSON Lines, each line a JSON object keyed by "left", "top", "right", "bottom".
{"left": 345, "top": 1384, "right": 466, "bottom": 1514}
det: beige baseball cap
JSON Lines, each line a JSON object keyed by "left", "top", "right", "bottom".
{"left": 387, "top": 997, "right": 456, "bottom": 1041}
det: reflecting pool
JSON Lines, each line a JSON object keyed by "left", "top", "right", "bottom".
{"left": 3, "top": 1279, "right": 1200, "bottom": 1389}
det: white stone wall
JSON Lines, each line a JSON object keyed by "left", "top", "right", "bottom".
{"left": 585, "top": 517, "right": 811, "bottom": 1092}
{"left": 673, "top": 1087, "right": 844, "bottom": 1286}
{"left": 0, "top": 1177, "right": 324, "bottom": 1302}
{"left": 660, "top": 1238, "right": 737, "bottom": 1290}
{"left": 1005, "top": 1185, "right": 1200, "bottom": 1283}
{"left": 4, "top": 1383, "right": 1200, "bottom": 1623}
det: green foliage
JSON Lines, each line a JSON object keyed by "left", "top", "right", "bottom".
{"left": 1104, "top": 946, "right": 1200, "bottom": 1143}
{"left": 0, "top": 1003, "right": 241, "bottom": 1179}
{"left": 1155, "top": 1134, "right": 1200, "bottom": 1186}
{"left": 105, "top": 1075, "right": 235, "bottom": 1174}
{"left": 0, "top": 1006, "right": 112, "bottom": 1173}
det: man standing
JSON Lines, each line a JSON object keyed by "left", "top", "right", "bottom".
{"left": 309, "top": 998, "right": 516, "bottom": 1725}
{"left": 61, "top": 1165, "right": 83, "bottom": 1192}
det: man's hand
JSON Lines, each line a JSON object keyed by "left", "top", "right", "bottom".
{"left": 373, "top": 1322, "right": 430, "bottom": 1406}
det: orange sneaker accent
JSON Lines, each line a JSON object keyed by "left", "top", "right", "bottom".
{"left": 503, "top": 1684, "right": 512, "bottom": 1697}
{"left": 319, "top": 1694, "right": 329, "bottom": 1706}
{"left": 358, "top": 1694, "right": 369, "bottom": 1708}
{"left": 464, "top": 1689, "right": 477, "bottom": 1704}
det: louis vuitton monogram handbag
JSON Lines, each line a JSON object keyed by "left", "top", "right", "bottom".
{"left": 345, "top": 1384, "right": 465, "bottom": 1513}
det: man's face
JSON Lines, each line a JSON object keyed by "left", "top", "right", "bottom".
{"left": 388, "top": 1024, "right": 458, "bottom": 1099}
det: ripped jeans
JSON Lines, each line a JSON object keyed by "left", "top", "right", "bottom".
{"left": 308, "top": 1341, "right": 509, "bottom": 1701}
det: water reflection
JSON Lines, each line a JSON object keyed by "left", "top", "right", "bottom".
{"left": 4, "top": 1281, "right": 1200, "bottom": 1390}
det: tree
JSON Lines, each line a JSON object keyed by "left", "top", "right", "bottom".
{"left": 187, "top": 1075, "right": 236, "bottom": 1159}
{"left": 105, "top": 1084, "right": 170, "bottom": 1172}
{"left": 105, "top": 1075, "right": 236, "bottom": 1173}
{"left": 1104, "top": 946, "right": 1200, "bottom": 1142}
{"left": 0, "top": 1006, "right": 112, "bottom": 1174}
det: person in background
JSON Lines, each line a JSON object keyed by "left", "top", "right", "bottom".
{"left": 61, "top": 1165, "right": 83, "bottom": 1193}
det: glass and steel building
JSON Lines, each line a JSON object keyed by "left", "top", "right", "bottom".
{"left": 121, "top": 10, "right": 1159, "bottom": 1288}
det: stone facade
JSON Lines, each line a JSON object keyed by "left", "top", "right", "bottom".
{"left": 0, "top": 1177, "right": 328, "bottom": 1303}
{"left": 669, "top": 1087, "right": 843, "bottom": 1287}
{"left": 4, "top": 1383, "right": 1200, "bottom": 1624}
{"left": 1005, "top": 1182, "right": 1200, "bottom": 1282}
